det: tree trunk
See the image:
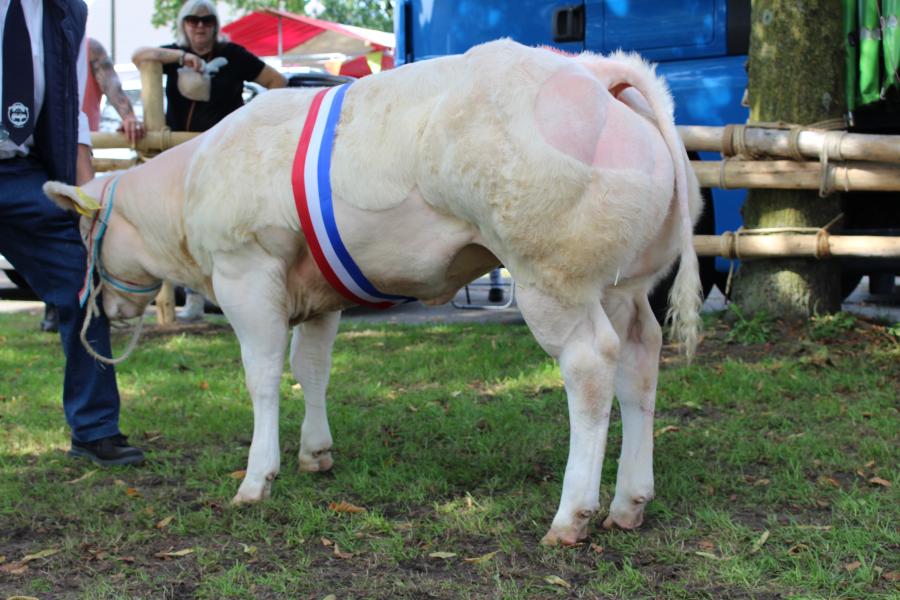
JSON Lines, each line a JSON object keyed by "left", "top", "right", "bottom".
{"left": 733, "top": 1, "right": 846, "bottom": 318}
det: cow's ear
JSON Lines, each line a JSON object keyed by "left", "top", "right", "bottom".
{"left": 43, "top": 181, "right": 100, "bottom": 217}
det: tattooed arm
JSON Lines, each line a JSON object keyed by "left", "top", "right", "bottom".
{"left": 89, "top": 38, "right": 144, "bottom": 143}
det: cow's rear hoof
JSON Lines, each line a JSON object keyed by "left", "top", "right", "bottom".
{"left": 299, "top": 449, "right": 333, "bottom": 473}
{"left": 604, "top": 495, "right": 649, "bottom": 530}
{"left": 541, "top": 518, "right": 590, "bottom": 546}
{"left": 602, "top": 512, "right": 644, "bottom": 530}
{"left": 232, "top": 479, "right": 273, "bottom": 505}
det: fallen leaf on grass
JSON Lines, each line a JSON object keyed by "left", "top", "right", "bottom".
{"left": 154, "top": 548, "right": 194, "bottom": 559}
{"left": 155, "top": 516, "right": 174, "bottom": 530}
{"left": 66, "top": 469, "right": 97, "bottom": 484}
{"left": 322, "top": 595, "right": 337, "bottom": 600}
{"left": 229, "top": 470, "right": 247, "bottom": 479}
{"left": 544, "top": 575, "right": 572, "bottom": 589}
{"left": 116, "top": 556, "right": 135, "bottom": 563}
{"left": 464, "top": 550, "right": 499, "bottom": 564}
{"left": 320, "top": 537, "right": 333, "bottom": 547}
{"left": 694, "top": 551, "right": 720, "bottom": 560}
{"left": 868, "top": 477, "right": 891, "bottom": 488}
{"left": 787, "top": 544, "right": 809, "bottom": 555}
{"left": 845, "top": 560, "right": 862, "bottom": 572}
{"left": 332, "top": 544, "right": 353, "bottom": 559}
{"left": 817, "top": 475, "right": 841, "bottom": 488}
{"left": 753, "top": 478, "right": 771, "bottom": 487}
{"left": 883, "top": 571, "right": 900, "bottom": 582}
{"left": 589, "top": 543, "right": 604, "bottom": 554}
{"left": 199, "top": 381, "right": 209, "bottom": 390}
{"left": 22, "top": 548, "right": 59, "bottom": 562}
{"left": 125, "top": 487, "right": 142, "bottom": 498}
{"left": 428, "top": 551, "right": 457, "bottom": 559}
{"left": 654, "top": 425, "right": 680, "bottom": 438}
{"left": 0, "top": 562, "right": 28, "bottom": 575}
{"left": 241, "top": 544, "right": 257, "bottom": 556}
{"left": 328, "top": 501, "right": 366, "bottom": 514}
{"left": 697, "top": 540, "right": 715, "bottom": 551}
{"left": 750, "top": 530, "right": 770, "bottom": 554}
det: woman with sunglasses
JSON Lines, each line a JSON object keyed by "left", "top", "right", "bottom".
{"left": 132, "top": 0, "right": 286, "bottom": 321}
{"left": 132, "top": 0, "right": 286, "bottom": 134}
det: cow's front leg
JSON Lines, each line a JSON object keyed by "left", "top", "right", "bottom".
{"left": 604, "top": 290, "right": 661, "bottom": 530}
{"left": 212, "top": 248, "right": 289, "bottom": 504}
{"left": 290, "top": 311, "right": 341, "bottom": 472}
{"left": 517, "top": 286, "right": 620, "bottom": 546}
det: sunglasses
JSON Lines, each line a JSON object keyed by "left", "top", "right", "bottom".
{"left": 184, "top": 15, "right": 216, "bottom": 26}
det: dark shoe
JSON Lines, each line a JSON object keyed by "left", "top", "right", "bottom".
{"left": 68, "top": 434, "right": 145, "bottom": 466}
{"left": 488, "top": 287, "right": 504, "bottom": 303}
{"left": 40, "top": 304, "right": 59, "bottom": 333}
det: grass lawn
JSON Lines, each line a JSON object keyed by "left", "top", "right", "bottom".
{"left": 0, "top": 309, "right": 898, "bottom": 599}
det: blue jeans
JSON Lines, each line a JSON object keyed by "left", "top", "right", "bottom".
{"left": 0, "top": 157, "right": 121, "bottom": 443}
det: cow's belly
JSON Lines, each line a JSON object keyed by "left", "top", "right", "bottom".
{"left": 330, "top": 190, "right": 494, "bottom": 303}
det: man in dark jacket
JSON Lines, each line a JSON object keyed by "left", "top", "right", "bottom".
{"left": 0, "top": 0, "right": 143, "bottom": 465}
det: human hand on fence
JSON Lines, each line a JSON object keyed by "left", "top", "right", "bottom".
{"left": 119, "top": 115, "right": 145, "bottom": 145}
{"left": 182, "top": 52, "right": 205, "bottom": 72}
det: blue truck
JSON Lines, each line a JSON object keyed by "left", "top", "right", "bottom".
{"left": 393, "top": 0, "right": 899, "bottom": 308}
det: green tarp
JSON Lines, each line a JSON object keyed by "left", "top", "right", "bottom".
{"left": 848, "top": 0, "right": 900, "bottom": 112}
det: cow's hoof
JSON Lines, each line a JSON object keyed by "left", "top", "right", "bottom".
{"left": 603, "top": 507, "right": 645, "bottom": 530}
{"left": 298, "top": 448, "right": 333, "bottom": 473}
{"left": 541, "top": 511, "right": 593, "bottom": 546}
{"left": 604, "top": 495, "right": 649, "bottom": 530}
{"left": 232, "top": 478, "right": 274, "bottom": 505}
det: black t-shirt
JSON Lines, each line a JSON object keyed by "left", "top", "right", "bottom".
{"left": 161, "top": 42, "right": 265, "bottom": 132}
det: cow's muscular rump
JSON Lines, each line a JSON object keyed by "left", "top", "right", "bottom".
{"left": 534, "top": 67, "right": 671, "bottom": 184}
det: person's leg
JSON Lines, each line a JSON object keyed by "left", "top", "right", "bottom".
{"left": 488, "top": 268, "right": 504, "bottom": 302}
{"left": 177, "top": 287, "right": 205, "bottom": 321}
{"left": 0, "top": 160, "right": 140, "bottom": 462}
{"left": 41, "top": 303, "right": 59, "bottom": 332}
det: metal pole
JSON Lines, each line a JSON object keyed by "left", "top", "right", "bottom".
{"left": 278, "top": 14, "right": 283, "bottom": 61}
{"left": 110, "top": 0, "right": 116, "bottom": 63}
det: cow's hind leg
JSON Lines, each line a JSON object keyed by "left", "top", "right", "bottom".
{"left": 603, "top": 290, "right": 661, "bottom": 530}
{"left": 517, "top": 286, "right": 620, "bottom": 546}
{"left": 290, "top": 311, "right": 341, "bottom": 472}
{"left": 212, "top": 248, "right": 290, "bottom": 504}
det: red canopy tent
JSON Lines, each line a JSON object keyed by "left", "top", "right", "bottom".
{"left": 222, "top": 9, "right": 394, "bottom": 66}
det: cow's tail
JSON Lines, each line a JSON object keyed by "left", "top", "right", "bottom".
{"left": 587, "top": 51, "right": 702, "bottom": 359}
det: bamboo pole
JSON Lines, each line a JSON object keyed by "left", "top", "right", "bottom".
{"left": 93, "top": 157, "right": 137, "bottom": 172}
{"left": 138, "top": 61, "right": 176, "bottom": 326}
{"left": 679, "top": 125, "right": 900, "bottom": 164}
{"left": 91, "top": 130, "right": 199, "bottom": 152}
{"left": 690, "top": 160, "right": 900, "bottom": 193}
{"left": 693, "top": 234, "right": 900, "bottom": 259}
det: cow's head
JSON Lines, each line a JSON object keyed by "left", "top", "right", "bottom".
{"left": 43, "top": 179, "right": 161, "bottom": 321}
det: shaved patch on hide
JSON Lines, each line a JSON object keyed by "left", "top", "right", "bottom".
{"left": 535, "top": 68, "right": 607, "bottom": 165}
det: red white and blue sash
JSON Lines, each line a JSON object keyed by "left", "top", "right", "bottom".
{"left": 292, "top": 84, "right": 414, "bottom": 309}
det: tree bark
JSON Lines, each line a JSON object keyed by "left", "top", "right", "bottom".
{"left": 734, "top": 1, "right": 846, "bottom": 318}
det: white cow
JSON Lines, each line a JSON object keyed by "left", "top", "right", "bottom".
{"left": 45, "top": 40, "right": 702, "bottom": 545}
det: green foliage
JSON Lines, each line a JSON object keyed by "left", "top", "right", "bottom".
{"left": 887, "top": 321, "right": 900, "bottom": 340}
{"left": 725, "top": 303, "right": 775, "bottom": 344}
{"left": 1, "top": 311, "right": 897, "bottom": 598}
{"left": 152, "top": 0, "right": 393, "bottom": 33}
{"left": 809, "top": 311, "right": 857, "bottom": 340}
